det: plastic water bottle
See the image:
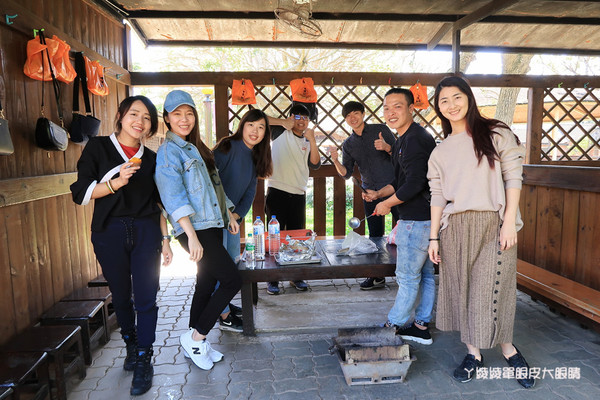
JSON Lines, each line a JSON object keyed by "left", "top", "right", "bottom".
{"left": 268, "top": 215, "right": 281, "bottom": 255}
{"left": 245, "top": 233, "right": 255, "bottom": 269}
{"left": 253, "top": 216, "right": 265, "bottom": 260}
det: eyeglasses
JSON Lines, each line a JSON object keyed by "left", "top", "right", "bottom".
{"left": 293, "top": 115, "right": 309, "bottom": 120}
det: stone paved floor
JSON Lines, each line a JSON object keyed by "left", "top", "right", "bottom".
{"left": 66, "top": 249, "right": 600, "bottom": 400}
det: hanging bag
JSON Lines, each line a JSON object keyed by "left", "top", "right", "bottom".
{"left": 84, "top": 56, "right": 109, "bottom": 96}
{"left": 35, "top": 31, "right": 68, "bottom": 151}
{"left": 0, "top": 98, "right": 14, "bottom": 155}
{"left": 71, "top": 52, "right": 100, "bottom": 143}
{"left": 231, "top": 79, "right": 256, "bottom": 105}
{"left": 290, "top": 77, "right": 317, "bottom": 103}
{"left": 409, "top": 82, "right": 430, "bottom": 110}
{"left": 51, "top": 35, "right": 76, "bottom": 83}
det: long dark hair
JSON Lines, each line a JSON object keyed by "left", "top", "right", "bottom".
{"left": 115, "top": 95, "right": 159, "bottom": 137}
{"left": 214, "top": 109, "right": 273, "bottom": 178}
{"left": 433, "top": 76, "right": 520, "bottom": 168}
{"left": 163, "top": 107, "right": 216, "bottom": 172}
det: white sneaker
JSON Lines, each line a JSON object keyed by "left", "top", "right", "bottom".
{"left": 181, "top": 330, "right": 223, "bottom": 363}
{"left": 179, "top": 330, "right": 213, "bottom": 370}
{"left": 182, "top": 342, "right": 223, "bottom": 363}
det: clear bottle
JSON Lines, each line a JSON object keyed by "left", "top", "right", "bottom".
{"left": 252, "top": 216, "right": 265, "bottom": 260}
{"left": 268, "top": 215, "right": 281, "bottom": 255}
{"left": 245, "top": 233, "right": 255, "bottom": 269}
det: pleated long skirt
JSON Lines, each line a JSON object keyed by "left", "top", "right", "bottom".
{"left": 436, "top": 211, "right": 517, "bottom": 349}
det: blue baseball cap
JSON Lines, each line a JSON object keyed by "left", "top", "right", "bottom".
{"left": 164, "top": 90, "right": 196, "bottom": 113}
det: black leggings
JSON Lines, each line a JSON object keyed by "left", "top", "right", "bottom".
{"left": 177, "top": 228, "right": 242, "bottom": 335}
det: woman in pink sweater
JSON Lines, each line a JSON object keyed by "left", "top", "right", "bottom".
{"left": 428, "top": 76, "right": 534, "bottom": 389}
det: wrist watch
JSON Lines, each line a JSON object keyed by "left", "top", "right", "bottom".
{"left": 162, "top": 235, "right": 171, "bottom": 242}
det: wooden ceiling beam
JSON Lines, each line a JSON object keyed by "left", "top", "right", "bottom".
{"left": 143, "top": 40, "right": 600, "bottom": 56}
{"left": 124, "top": 10, "right": 600, "bottom": 25}
{"left": 428, "top": 0, "right": 520, "bottom": 50}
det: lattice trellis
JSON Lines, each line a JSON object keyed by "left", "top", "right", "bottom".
{"left": 541, "top": 87, "right": 600, "bottom": 162}
{"left": 227, "top": 84, "right": 442, "bottom": 164}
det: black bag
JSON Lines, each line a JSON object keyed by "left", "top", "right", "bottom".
{"left": 70, "top": 52, "right": 100, "bottom": 143}
{"left": 0, "top": 98, "right": 14, "bottom": 155}
{"left": 34, "top": 31, "right": 69, "bottom": 151}
{"left": 35, "top": 117, "right": 68, "bottom": 151}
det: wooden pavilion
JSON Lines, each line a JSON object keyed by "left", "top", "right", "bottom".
{"left": 1, "top": 0, "right": 599, "bottom": 351}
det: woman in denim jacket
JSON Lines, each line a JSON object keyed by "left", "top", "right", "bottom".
{"left": 154, "top": 90, "right": 242, "bottom": 371}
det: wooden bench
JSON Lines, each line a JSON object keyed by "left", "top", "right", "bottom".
{"left": 516, "top": 259, "right": 600, "bottom": 327}
{"left": 39, "top": 301, "right": 107, "bottom": 365}
{"left": 0, "top": 352, "right": 51, "bottom": 400}
{"left": 61, "top": 286, "right": 116, "bottom": 333}
{"left": 239, "top": 237, "right": 397, "bottom": 335}
{"left": 87, "top": 274, "right": 108, "bottom": 288}
{"left": 0, "top": 326, "right": 86, "bottom": 400}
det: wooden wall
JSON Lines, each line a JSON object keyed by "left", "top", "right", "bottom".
{"left": 518, "top": 166, "right": 600, "bottom": 291}
{"left": 0, "top": 0, "right": 128, "bottom": 344}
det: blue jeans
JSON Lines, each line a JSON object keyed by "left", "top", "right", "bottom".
{"left": 214, "top": 228, "right": 242, "bottom": 315}
{"left": 387, "top": 219, "right": 436, "bottom": 328}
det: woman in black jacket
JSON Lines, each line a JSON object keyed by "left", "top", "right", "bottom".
{"left": 71, "top": 95, "right": 172, "bottom": 396}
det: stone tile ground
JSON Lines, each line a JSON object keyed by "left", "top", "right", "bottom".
{"left": 66, "top": 250, "right": 600, "bottom": 400}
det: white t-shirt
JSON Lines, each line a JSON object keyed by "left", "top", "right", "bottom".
{"left": 268, "top": 129, "right": 320, "bottom": 195}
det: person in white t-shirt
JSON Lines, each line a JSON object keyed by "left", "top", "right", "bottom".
{"left": 266, "top": 104, "right": 321, "bottom": 295}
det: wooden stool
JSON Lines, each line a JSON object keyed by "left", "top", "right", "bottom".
{"left": 40, "top": 301, "right": 106, "bottom": 365}
{"left": 87, "top": 274, "right": 108, "bottom": 288}
{"left": 0, "top": 326, "right": 86, "bottom": 400}
{"left": 61, "top": 286, "right": 116, "bottom": 336}
{"left": 0, "top": 352, "right": 50, "bottom": 400}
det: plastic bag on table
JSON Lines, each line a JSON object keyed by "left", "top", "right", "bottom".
{"left": 340, "top": 231, "right": 379, "bottom": 255}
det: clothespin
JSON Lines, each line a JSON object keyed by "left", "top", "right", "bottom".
{"left": 5, "top": 14, "right": 18, "bottom": 25}
{"left": 558, "top": 82, "right": 563, "bottom": 88}
{"left": 272, "top": 78, "right": 275, "bottom": 86}
{"left": 388, "top": 77, "right": 391, "bottom": 85}
{"left": 360, "top": 77, "right": 363, "bottom": 84}
{"left": 331, "top": 77, "right": 334, "bottom": 84}
{"left": 116, "top": 74, "right": 123, "bottom": 80}
{"left": 584, "top": 82, "right": 589, "bottom": 89}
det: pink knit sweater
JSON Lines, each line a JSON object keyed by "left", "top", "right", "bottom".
{"left": 427, "top": 127, "right": 525, "bottom": 231}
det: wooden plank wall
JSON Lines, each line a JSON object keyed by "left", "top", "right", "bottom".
{"left": 0, "top": 0, "right": 127, "bottom": 345}
{"left": 518, "top": 167, "right": 600, "bottom": 291}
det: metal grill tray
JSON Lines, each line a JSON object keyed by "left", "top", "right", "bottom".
{"left": 274, "top": 254, "right": 322, "bottom": 265}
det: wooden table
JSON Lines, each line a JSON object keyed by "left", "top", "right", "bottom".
{"left": 239, "top": 237, "right": 397, "bottom": 335}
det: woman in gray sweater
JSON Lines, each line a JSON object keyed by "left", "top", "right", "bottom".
{"left": 428, "top": 76, "right": 534, "bottom": 389}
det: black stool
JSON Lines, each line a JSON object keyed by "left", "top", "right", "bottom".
{"left": 0, "top": 326, "right": 86, "bottom": 400}
{"left": 40, "top": 301, "right": 106, "bottom": 365}
{"left": 0, "top": 352, "right": 50, "bottom": 400}
{"left": 61, "top": 286, "right": 116, "bottom": 336}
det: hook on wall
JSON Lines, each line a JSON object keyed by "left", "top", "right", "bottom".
{"left": 5, "top": 14, "right": 18, "bottom": 25}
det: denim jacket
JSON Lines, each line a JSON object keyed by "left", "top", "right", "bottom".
{"left": 155, "top": 131, "right": 233, "bottom": 237}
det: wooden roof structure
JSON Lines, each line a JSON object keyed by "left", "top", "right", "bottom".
{"left": 98, "top": 0, "right": 600, "bottom": 57}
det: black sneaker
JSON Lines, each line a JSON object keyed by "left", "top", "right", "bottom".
{"left": 360, "top": 277, "right": 385, "bottom": 290}
{"left": 267, "top": 281, "right": 280, "bottom": 295}
{"left": 219, "top": 313, "right": 243, "bottom": 333}
{"left": 453, "top": 354, "right": 484, "bottom": 383}
{"left": 229, "top": 303, "right": 243, "bottom": 318}
{"left": 504, "top": 346, "right": 535, "bottom": 389}
{"left": 396, "top": 323, "right": 433, "bottom": 345}
{"left": 289, "top": 280, "right": 308, "bottom": 291}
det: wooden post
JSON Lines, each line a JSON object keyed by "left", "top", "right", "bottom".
{"left": 452, "top": 30, "right": 461, "bottom": 74}
{"left": 214, "top": 84, "right": 229, "bottom": 142}
{"left": 526, "top": 88, "right": 544, "bottom": 164}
